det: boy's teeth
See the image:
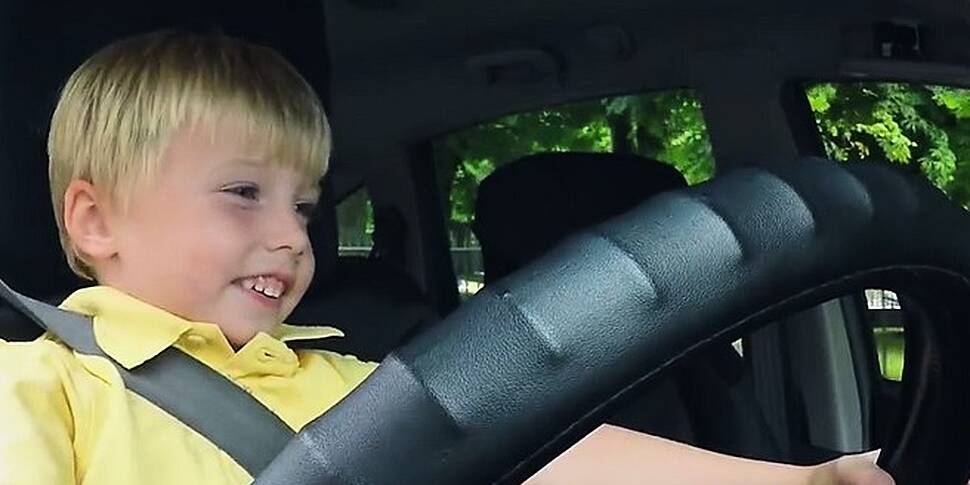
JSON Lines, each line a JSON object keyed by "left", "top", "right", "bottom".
{"left": 242, "top": 275, "right": 285, "bottom": 299}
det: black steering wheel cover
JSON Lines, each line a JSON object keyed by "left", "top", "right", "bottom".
{"left": 255, "top": 158, "right": 970, "bottom": 485}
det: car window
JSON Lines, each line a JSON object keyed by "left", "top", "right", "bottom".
{"left": 335, "top": 186, "right": 374, "bottom": 256}
{"left": 863, "top": 289, "right": 905, "bottom": 382}
{"left": 803, "top": 81, "right": 970, "bottom": 383}
{"left": 804, "top": 81, "right": 970, "bottom": 206}
{"left": 433, "top": 89, "right": 714, "bottom": 298}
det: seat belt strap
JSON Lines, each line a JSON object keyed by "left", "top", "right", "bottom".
{"left": 0, "top": 279, "right": 295, "bottom": 477}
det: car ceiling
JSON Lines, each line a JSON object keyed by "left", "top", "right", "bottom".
{"left": 321, "top": 0, "right": 970, "bottom": 166}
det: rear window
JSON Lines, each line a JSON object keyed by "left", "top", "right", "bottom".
{"left": 335, "top": 187, "right": 374, "bottom": 256}
{"left": 433, "top": 89, "right": 714, "bottom": 298}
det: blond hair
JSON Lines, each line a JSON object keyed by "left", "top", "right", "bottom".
{"left": 48, "top": 30, "right": 331, "bottom": 279}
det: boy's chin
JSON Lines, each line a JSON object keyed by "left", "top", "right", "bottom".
{"left": 221, "top": 322, "right": 277, "bottom": 349}
{"left": 213, "top": 310, "right": 282, "bottom": 346}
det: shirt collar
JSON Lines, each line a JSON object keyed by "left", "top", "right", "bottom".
{"left": 59, "top": 286, "right": 343, "bottom": 370}
{"left": 272, "top": 323, "right": 344, "bottom": 342}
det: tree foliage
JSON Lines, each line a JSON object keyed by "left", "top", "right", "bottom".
{"left": 807, "top": 82, "right": 970, "bottom": 206}
{"left": 434, "top": 90, "right": 715, "bottom": 246}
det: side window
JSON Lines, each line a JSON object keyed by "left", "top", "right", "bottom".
{"left": 863, "top": 289, "right": 905, "bottom": 382}
{"left": 434, "top": 90, "right": 714, "bottom": 298}
{"left": 803, "top": 82, "right": 970, "bottom": 383}
{"left": 335, "top": 187, "right": 374, "bottom": 256}
{"left": 804, "top": 82, "right": 970, "bottom": 205}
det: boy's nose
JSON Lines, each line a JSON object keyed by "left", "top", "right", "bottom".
{"left": 265, "top": 211, "right": 310, "bottom": 256}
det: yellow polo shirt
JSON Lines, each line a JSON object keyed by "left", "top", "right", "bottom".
{"left": 0, "top": 286, "right": 378, "bottom": 485}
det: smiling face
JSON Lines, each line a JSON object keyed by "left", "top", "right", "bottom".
{"left": 87, "top": 119, "right": 321, "bottom": 346}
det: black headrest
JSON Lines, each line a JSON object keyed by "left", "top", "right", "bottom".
{"left": 473, "top": 152, "right": 687, "bottom": 282}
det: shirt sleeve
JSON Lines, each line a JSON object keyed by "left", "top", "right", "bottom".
{"left": 0, "top": 340, "right": 77, "bottom": 485}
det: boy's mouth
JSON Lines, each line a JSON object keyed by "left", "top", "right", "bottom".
{"left": 238, "top": 275, "right": 289, "bottom": 300}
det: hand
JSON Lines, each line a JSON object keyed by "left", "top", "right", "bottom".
{"left": 808, "top": 451, "right": 894, "bottom": 485}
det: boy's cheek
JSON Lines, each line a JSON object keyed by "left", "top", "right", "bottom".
{"left": 298, "top": 248, "right": 314, "bottom": 286}
{"left": 291, "top": 270, "right": 313, "bottom": 305}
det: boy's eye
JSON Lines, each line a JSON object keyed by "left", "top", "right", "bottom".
{"left": 295, "top": 202, "right": 318, "bottom": 222}
{"left": 223, "top": 184, "right": 260, "bottom": 201}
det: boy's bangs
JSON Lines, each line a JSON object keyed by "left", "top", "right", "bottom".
{"left": 209, "top": 100, "right": 330, "bottom": 186}
{"left": 177, "top": 62, "right": 331, "bottom": 187}
{"left": 129, "top": 32, "right": 331, "bottom": 191}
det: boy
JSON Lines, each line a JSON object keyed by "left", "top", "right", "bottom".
{"left": 0, "top": 31, "right": 892, "bottom": 484}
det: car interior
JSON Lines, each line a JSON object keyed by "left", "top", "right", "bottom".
{"left": 1, "top": 0, "right": 970, "bottom": 483}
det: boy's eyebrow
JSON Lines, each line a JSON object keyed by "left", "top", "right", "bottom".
{"left": 207, "top": 158, "right": 267, "bottom": 175}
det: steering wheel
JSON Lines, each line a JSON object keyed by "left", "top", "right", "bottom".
{"left": 255, "top": 157, "right": 970, "bottom": 485}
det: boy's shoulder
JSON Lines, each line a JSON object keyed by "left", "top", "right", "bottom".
{"left": 1, "top": 334, "right": 73, "bottom": 360}
{"left": 0, "top": 335, "right": 100, "bottom": 394}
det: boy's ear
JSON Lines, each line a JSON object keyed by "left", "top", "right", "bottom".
{"left": 63, "top": 180, "right": 118, "bottom": 264}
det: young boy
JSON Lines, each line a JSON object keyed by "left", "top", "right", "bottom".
{"left": 0, "top": 31, "right": 893, "bottom": 485}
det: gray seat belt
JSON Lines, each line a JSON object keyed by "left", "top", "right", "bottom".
{"left": 0, "top": 278, "right": 295, "bottom": 477}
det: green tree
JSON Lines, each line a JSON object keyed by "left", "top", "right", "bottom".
{"left": 807, "top": 82, "right": 970, "bottom": 207}
{"left": 335, "top": 188, "right": 374, "bottom": 248}
{"left": 604, "top": 92, "right": 713, "bottom": 184}
{"left": 436, "top": 90, "right": 715, "bottom": 246}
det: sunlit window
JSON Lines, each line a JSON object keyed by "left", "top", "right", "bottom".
{"left": 434, "top": 90, "right": 712, "bottom": 298}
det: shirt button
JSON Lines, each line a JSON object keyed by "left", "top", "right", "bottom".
{"left": 185, "top": 334, "right": 208, "bottom": 346}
